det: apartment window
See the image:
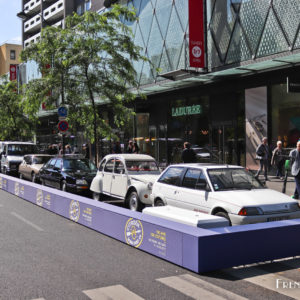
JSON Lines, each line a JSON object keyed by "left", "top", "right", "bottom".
{"left": 10, "top": 50, "right": 16, "bottom": 60}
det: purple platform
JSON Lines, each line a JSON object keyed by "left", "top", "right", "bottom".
{"left": 1, "top": 174, "right": 300, "bottom": 273}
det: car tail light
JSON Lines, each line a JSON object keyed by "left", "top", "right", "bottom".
{"left": 238, "top": 207, "right": 263, "bottom": 216}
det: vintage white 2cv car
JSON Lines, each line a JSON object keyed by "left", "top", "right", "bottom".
{"left": 90, "top": 154, "right": 161, "bottom": 211}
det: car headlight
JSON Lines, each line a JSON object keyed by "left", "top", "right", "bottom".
{"left": 147, "top": 182, "right": 153, "bottom": 190}
{"left": 238, "top": 207, "right": 263, "bottom": 216}
{"left": 76, "top": 179, "right": 88, "bottom": 185}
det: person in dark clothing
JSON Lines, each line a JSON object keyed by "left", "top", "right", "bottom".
{"left": 133, "top": 142, "right": 140, "bottom": 154}
{"left": 126, "top": 140, "right": 134, "bottom": 153}
{"left": 112, "top": 141, "right": 122, "bottom": 154}
{"left": 181, "top": 142, "right": 196, "bottom": 163}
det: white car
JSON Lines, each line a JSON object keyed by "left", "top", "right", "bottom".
{"left": 150, "top": 164, "right": 300, "bottom": 226}
{"left": 90, "top": 154, "right": 161, "bottom": 211}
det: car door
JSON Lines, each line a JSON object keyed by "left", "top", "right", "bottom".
{"left": 175, "top": 168, "right": 210, "bottom": 213}
{"left": 110, "top": 159, "right": 127, "bottom": 197}
{"left": 155, "top": 167, "right": 185, "bottom": 205}
{"left": 51, "top": 159, "right": 63, "bottom": 189}
{"left": 43, "top": 159, "right": 56, "bottom": 187}
{"left": 102, "top": 158, "right": 115, "bottom": 194}
{"left": 23, "top": 156, "right": 32, "bottom": 180}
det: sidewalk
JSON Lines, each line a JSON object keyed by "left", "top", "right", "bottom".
{"left": 257, "top": 175, "right": 295, "bottom": 196}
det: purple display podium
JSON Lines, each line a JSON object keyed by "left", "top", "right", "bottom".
{"left": 1, "top": 174, "right": 300, "bottom": 273}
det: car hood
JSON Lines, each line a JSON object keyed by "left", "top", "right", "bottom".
{"left": 212, "top": 189, "right": 298, "bottom": 212}
{"left": 130, "top": 174, "right": 160, "bottom": 184}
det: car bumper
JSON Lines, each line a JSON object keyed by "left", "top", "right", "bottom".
{"left": 67, "top": 183, "right": 91, "bottom": 195}
{"left": 229, "top": 211, "right": 300, "bottom": 226}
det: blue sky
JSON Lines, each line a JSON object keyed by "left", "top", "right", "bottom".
{"left": 0, "top": 0, "right": 22, "bottom": 44}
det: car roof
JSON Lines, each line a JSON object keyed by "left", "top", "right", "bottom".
{"left": 167, "top": 163, "right": 244, "bottom": 170}
{"left": 103, "top": 154, "right": 156, "bottom": 161}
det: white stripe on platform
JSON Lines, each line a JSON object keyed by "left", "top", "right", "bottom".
{"left": 83, "top": 285, "right": 144, "bottom": 300}
{"left": 31, "top": 298, "right": 46, "bottom": 300}
{"left": 226, "top": 267, "right": 300, "bottom": 299}
{"left": 157, "top": 274, "right": 248, "bottom": 300}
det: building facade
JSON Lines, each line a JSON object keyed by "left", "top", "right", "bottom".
{"left": 20, "top": 0, "right": 300, "bottom": 169}
{"left": 0, "top": 43, "right": 22, "bottom": 76}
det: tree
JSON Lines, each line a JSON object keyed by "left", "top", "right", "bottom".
{"left": 0, "top": 76, "right": 33, "bottom": 140}
{"left": 21, "top": 5, "right": 147, "bottom": 165}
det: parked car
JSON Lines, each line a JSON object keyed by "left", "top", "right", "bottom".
{"left": 90, "top": 154, "right": 161, "bottom": 211}
{"left": 0, "top": 142, "right": 38, "bottom": 176}
{"left": 19, "top": 154, "right": 53, "bottom": 183}
{"left": 150, "top": 164, "right": 300, "bottom": 226}
{"left": 39, "top": 156, "right": 97, "bottom": 195}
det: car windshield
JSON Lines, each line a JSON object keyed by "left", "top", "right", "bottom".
{"left": 33, "top": 156, "right": 52, "bottom": 164}
{"left": 125, "top": 160, "right": 160, "bottom": 174}
{"left": 7, "top": 144, "right": 37, "bottom": 156}
{"left": 207, "top": 168, "right": 264, "bottom": 191}
{"left": 63, "top": 159, "right": 97, "bottom": 172}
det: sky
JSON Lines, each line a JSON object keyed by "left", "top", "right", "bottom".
{"left": 0, "top": 0, "right": 22, "bottom": 45}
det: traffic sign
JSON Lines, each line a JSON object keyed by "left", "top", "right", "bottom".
{"left": 58, "top": 120, "right": 69, "bottom": 132}
{"left": 58, "top": 106, "right": 68, "bottom": 118}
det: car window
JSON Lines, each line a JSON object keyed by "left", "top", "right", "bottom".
{"left": 125, "top": 160, "right": 160, "bottom": 174}
{"left": 62, "top": 159, "right": 96, "bottom": 171}
{"left": 158, "top": 167, "right": 184, "bottom": 186}
{"left": 33, "top": 156, "right": 52, "bottom": 164}
{"left": 104, "top": 159, "right": 115, "bottom": 173}
{"left": 54, "top": 159, "right": 62, "bottom": 169}
{"left": 182, "top": 169, "right": 202, "bottom": 188}
{"left": 208, "top": 168, "right": 264, "bottom": 191}
{"left": 24, "top": 156, "right": 32, "bottom": 164}
{"left": 99, "top": 159, "right": 106, "bottom": 171}
{"left": 48, "top": 159, "right": 56, "bottom": 168}
{"left": 114, "top": 160, "right": 125, "bottom": 174}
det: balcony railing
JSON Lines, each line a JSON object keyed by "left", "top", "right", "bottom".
{"left": 43, "top": 0, "right": 64, "bottom": 22}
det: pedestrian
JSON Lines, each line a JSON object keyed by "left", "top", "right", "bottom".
{"left": 289, "top": 141, "right": 300, "bottom": 199}
{"left": 112, "top": 141, "right": 122, "bottom": 154}
{"left": 72, "top": 144, "right": 79, "bottom": 154}
{"left": 181, "top": 142, "right": 196, "bottom": 163}
{"left": 271, "top": 141, "right": 285, "bottom": 179}
{"left": 126, "top": 140, "right": 134, "bottom": 153}
{"left": 255, "top": 137, "right": 270, "bottom": 181}
{"left": 58, "top": 143, "right": 63, "bottom": 155}
{"left": 133, "top": 142, "right": 140, "bottom": 154}
{"left": 65, "top": 144, "right": 71, "bottom": 154}
{"left": 83, "top": 144, "right": 90, "bottom": 159}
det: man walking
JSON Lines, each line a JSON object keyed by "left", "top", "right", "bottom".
{"left": 255, "top": 137, "right": 270, "bottom": 180}
{"left": 289, "top": 141, "right": 300, "bottom": 199}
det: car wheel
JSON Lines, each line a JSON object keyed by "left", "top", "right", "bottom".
{"left": 31, "top": 172, "right": 36, "bottom": 183}
{"left": 215, "top": 211, "right": 232, "bottom": 226}
{"left": 93, "top": 192, "right": 102, "bottom": 201}
{"left": 61, "top": 181, "right": 67, "bottom": 192}
{"left": 3, "top": 167, "right": 7, "bottom": 175}
{"left": 41, "top": 179, "right": 45, "bottom": 186}
{"left": 19, "top": 173, "right": 23, "bottom": 180}
{"left": 155, "top": 199, "right": 165, "bottom": 207}
{"left": 127, "top": 191, "right": 144, "bottom": 212}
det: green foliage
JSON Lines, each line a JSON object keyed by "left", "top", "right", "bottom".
{"left": 21, "top": 5, "right": 147, "bottom": 163}
{"left": 0, "top": 76, "right": 34, "bottom": 140}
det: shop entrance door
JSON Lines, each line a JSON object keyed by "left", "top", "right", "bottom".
{"left": 210, "top": 125, "right": 238, "bottom": 165}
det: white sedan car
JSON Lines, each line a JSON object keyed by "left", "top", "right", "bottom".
{"left": 90, "top": 154, "right": 161, "bottom": 211}
{"left": 150, "top": 164, "right": 300, "bottom": 226}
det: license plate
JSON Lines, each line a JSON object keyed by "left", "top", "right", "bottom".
{"left": 267, "top": 216, "right": 289, "bottom": 222}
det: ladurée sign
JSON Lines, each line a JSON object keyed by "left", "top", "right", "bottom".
{"left": 172, "top": 105, "right": 202, "bottom": 117}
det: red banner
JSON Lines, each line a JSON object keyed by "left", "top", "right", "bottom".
{"left": 189, "top": 0, "right": 205, "bottom": 68}
{"left": 10, "top": 64, "right": 17, "bottom": 81}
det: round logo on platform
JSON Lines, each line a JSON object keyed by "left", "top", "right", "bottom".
{"left": 14, "top": 182, "right": 20, "bottom": 196}
{"left": 36, "top": 189, "right": 43, "bottom": 206}
{"left": 69, "top": 200, "right": 80, "bottom": 222}
{"left": 192, "top": 46, "right": 202, "bottom": 58}
{"left": 125, "top": 218, "right": 144, "bottom": 248}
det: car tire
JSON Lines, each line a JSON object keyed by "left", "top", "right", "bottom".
{"left": 154, "top": 199, "right": 165, "bottom": 207}
{"left": 3, "top": 167, "right": 7, "bottom": 175}
{"left": 93, "top": 192, "right": 103, "bottom": 201}
{"left": 31, "top": 172, "right": 36, "bottom": 183}
{"left": 41, "top": 179, "right": 45, "bottom": 186}
{"left": 127, "top": 191, "right": 144, "bottom": 212}
{"left": 215, "top": 211, "right": 231, "bottom": 226}
{"left": 19, "top": 173, "right": 23, "bottom": 180}
{"left": 61, "top": 181, "right": 67, "bottom": 192}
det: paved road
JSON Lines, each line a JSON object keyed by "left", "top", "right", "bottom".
{"left": 1, "top": 189, "right": 300, "bottom": 299}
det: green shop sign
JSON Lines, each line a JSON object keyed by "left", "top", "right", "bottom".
{"left": 172, "top": 105, "right": 202, "bottom": 117}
